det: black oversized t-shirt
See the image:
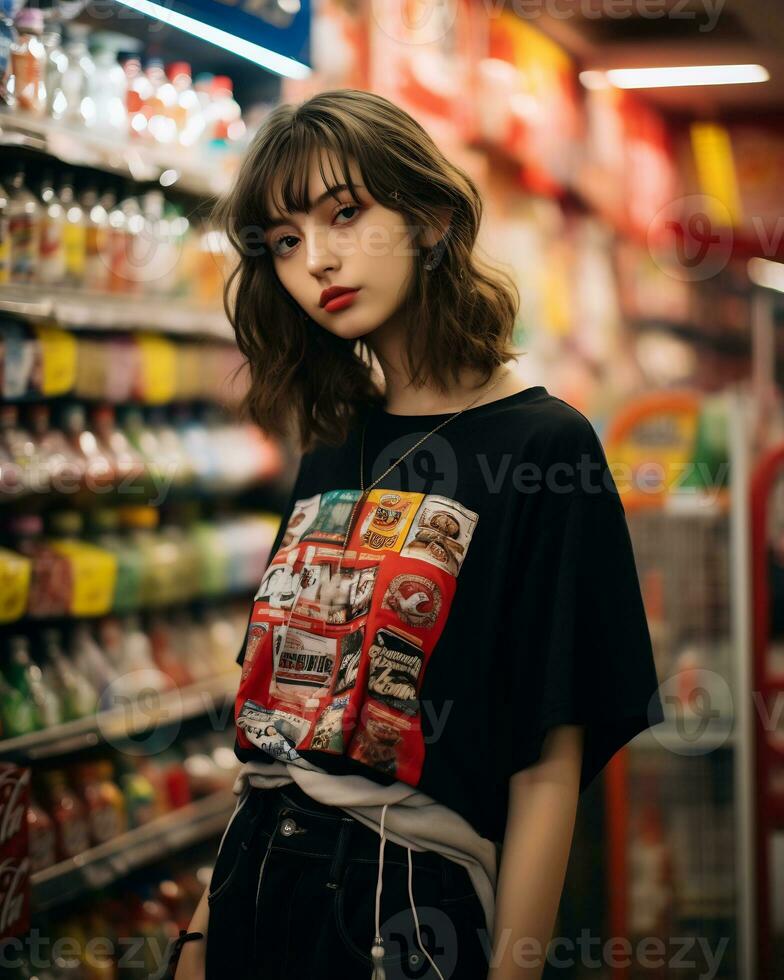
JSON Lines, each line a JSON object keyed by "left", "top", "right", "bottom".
{"left": 233, "top": 385, "right": 666, "bottom": 844}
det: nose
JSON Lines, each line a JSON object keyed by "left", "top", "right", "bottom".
{"left": 305, "top": 226, "right": 340, "bottom": 277}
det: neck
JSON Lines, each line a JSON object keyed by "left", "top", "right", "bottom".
{"left": 375, "top": 363, "right": 524, "bottom": 416}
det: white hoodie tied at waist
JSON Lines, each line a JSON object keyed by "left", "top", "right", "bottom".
{"left": 230, "top": 757, "right": 498, "bottom": 960}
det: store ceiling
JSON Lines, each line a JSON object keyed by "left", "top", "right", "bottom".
{"left": 534, "top": 0, "right": 784, "bottom": 116}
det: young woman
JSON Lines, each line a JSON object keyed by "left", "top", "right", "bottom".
{"left": 171, "top": 88, "right": 665, "bottom": 980}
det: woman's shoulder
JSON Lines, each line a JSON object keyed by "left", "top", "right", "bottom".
{"left": 510, "top": 389, "right": 605, "bottom": 462}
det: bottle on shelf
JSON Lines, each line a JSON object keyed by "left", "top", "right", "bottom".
{"left": 40, "top": 768, "right": 92, "bottom": 861}
{"left": 90, "top": 402, "right": 146, "bottom": 486}
{"left": 102, "top": 186, "right": 129, "bottom": 294}
{"left": 7, "top": 167, "right": 40, "bottom": 284}
{"left": 10, "top": 4, "right": 47, "bottom": 115}
{"left": 167, "top": 60, "right": 202, "bottom": 147}
{"left": 139, "top": 188, "right": 171, "bottom": 297}
{"left": 59, "top": 171, "right": 86, "bottom": 288}
{"left": 80, "top": 183, "right": 109, "bottom": 292}
{"left": 0, "top": 660, "right": 39, "bottom": 737}
{"left": 118, "top": 48, "right": 152, "bottom": 139}
{"left": 87, "top": 35, "right": 128, "bottom": 136}
{"left": 60, "top": 22, "right": 95, "bottom": 128}
{"left": 41, "top": 22, "right": 67, "bottom": 120}
{"left": 27, "top": 401, "right": 86, "bottom": 491}
{"left": 38, "top": 170, "right": 67, "bottom": 286}
{"left": 70, "top": 759, "right": 127, "bottom": 845}
{"left": 6, "top": 633, "right": 59, "bottom": 728}
{"left": 208, "top": 75, "right": 245, "bottom": 150}
{"left": 0, "top": 178, "right": 9, "bottom": 284}
{"left": 119, "top": 183, "right": 142, "bottom": 295}
{"left": 40, "top": 624, "right": 98, "bottom": 721}
{"left": 115, "top": 753, "right": 158, "bottom": 828}
{"left": 27, "top": 791, "right": 57, "bottom": 872}
{"left": 0, "top": 0, "right": 17, "bottom": 108}
{"left": 144, "top": 55, "right": 177, "bottom": 145}
{"left": 69, "top": 620, "right": 120, "bottom": 710}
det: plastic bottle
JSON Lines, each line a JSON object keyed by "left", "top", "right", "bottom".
{"left": 69, "top": 621, "right": 119, "bottom": 711}
{"left": 59, "top": 173, "right": 86, "bottom": 287}
{"left": 5, "top": 633, "right": 57, "bottom": 728}
{"left": 8, "top": 167, "right": 40, "bottom": 284}
{"left": 80, "top": 184, "right": 109, "bottom": 292}
{"left": 27, "top": 792, "right": 57, "bottom": 872}
{"left": 119, "top": 185, "right": 142, "bottom": 295}
{"left": 60, "top": 22, "right": 94, "bottom": 127}
{"left": 139, "top": 189, "right": 170, "bottom": 296}
{"left": 118, "top": 49, "right": 151, "bottom": 139}
{"left": 144, "top": 56, "right": 176, "bottom": 145}
{"left": 101, "top": 186, "right": 129, "bottom": 294}
{"left": 56, "top": 400, "right": 110, "bottom": 488}
{"left": 0, "top": 0, "right": 16, "bottom": 108}
{"left": 167, "top": 60, "right": 202, "bottom": 147}
{"left": 10, "top": 4, "right": 46, "bottom": 115}
{"left": 147, "top": 612, "right": 193, "bottom": 689}
{"left": 0, "top": 179, "right": 9, "bottom": 284}
{"left": 71, "top": 760, "right": 126, "bottom": 845}
{"left": 41, "top": 23, "right": 67, "bottom": 119}
{"left": 41, "top": 768, "right": 91, "bottom": 860}
{"left": 88, "top": 40, "right": 127, "bottom": 135}
{"left": 94, "top": 759, "right": 128, "bottom": 832}
{"left": 40, "top": 624, "right": 98, "bottom": 721}
{"left": 38, "top": 171, "right": 66, "bottom": 285}
{"left": 122, "top": 611, "right": 172, "bottom": 691}
{"left": 28, "top": 401, "right": 86, "bottom": 492}
{"left": 0, "top": 662, "right": 38, "bottom": 736}
{"left": 208, "top": 75, "right": 245, "bottom": 150}
{"left": 90, "top": 402, "right": 146, "bottom": 486}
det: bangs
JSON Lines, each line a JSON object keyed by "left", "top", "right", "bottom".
{"left": 257, "top": 121, "right": 366, "bottom": 230}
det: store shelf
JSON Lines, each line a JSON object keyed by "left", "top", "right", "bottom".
{"left": 0, "top": 283, "right": 234, "bottom": 341}
{"left": 0, "top": 673, "right": 238, "bottom": 762}
{"left": 31, "top": 788, "right": 237, "bottom": 912}
{"left": 0, "top": 107, "right": 234, "bottom": 198}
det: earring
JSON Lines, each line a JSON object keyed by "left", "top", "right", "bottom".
{"left": 390, "top": 190, "right": 400, "bottom": 201}
{"left": 424, "top": 237, "right": 446, "bottom": 272}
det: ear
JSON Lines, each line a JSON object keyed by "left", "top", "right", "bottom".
{"left": 421, "top": 205, "right": 454, "bottom": 248}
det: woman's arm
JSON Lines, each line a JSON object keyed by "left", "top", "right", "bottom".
{"left": 173, "top": 882, "right": 209, "bottom": 980}
{"left": 487, "top": 724, "right": 584, "bottom": 980}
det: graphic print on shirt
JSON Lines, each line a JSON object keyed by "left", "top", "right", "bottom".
{"left": 235, "top": 488, "right": 478, "bottom": 784}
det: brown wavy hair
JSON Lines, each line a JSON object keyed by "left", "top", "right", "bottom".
{"left": 211, "top": 88, "right": 520, "bottom": 453}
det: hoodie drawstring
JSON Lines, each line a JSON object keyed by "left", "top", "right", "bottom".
{"left": 370, "top": 803, "right": 445, "bottom": 980}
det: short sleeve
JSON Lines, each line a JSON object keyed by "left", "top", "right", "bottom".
{"left": 498, "top": 418, "right": 666, "bottom": 794}
{"left": 235, "top": 451, "right": 311, "bottom": 667}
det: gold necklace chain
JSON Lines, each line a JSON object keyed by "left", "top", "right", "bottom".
{"left": 335, "top": 368, "right": 510, "bottom": 573}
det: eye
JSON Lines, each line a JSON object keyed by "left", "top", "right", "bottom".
{"left": 270, "top": 203, "right": 361, "bottom": 257}
{"left": 334, "top": 204, "right": 360, "bottom": 223}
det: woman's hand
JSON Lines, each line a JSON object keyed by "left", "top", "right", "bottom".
{"left": 173, "top": 884, "right": 210, "bottom": 980}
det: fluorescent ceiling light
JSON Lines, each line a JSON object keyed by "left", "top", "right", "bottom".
{"left": 748, "top": 257, "right": 784, "bottom": 293}
{"left": 112, "top": 0, "right": 311, "bottom": 79}
{"left": 583, "top": 64, "right": 769, "bottom": 89}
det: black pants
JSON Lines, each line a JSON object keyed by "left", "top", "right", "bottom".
{"left": 205, "top": 779, "right": 491, "bottom": 979}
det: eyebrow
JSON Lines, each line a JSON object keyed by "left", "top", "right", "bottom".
{"left": 266, "top": 183, "right": 363, "bottom": 230}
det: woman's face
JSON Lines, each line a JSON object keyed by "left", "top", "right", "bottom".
{"left": 264, "top": 152, "right": 419, "bottom": 342}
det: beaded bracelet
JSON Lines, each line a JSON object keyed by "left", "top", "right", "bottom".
{"left": 166, "top": 929, "right": 205, "bottom": 979}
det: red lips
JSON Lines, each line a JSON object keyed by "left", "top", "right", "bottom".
{"left": 319, "top": 285, "right": 358, "bottom": 308}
